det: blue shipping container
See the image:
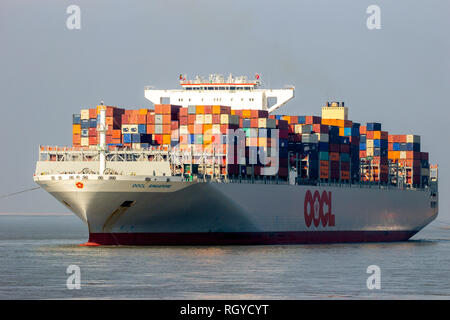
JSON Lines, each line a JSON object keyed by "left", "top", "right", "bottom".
{"left": 73, "top": 114, "right": 81, "bottom": 125}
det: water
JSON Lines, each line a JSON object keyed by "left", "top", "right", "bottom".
{"left": 0, "top": 214, "right": 449, "bottom": 299}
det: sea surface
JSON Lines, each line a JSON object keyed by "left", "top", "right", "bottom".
{"left": 0, "top": 214, "right": 449, "bottom": 300}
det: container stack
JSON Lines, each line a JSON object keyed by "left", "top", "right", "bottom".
{"left": 320, "top": 118, "right": 360, "bottom": 182}
{"left": 73, "top": 106, "right": 125, "bottom": 148}
{"left": 69, "top": 103, "right": 431, "bottom": 185}
{"left": 388, "top": 134, "right": 428, "bottom": 186}
{"left": 121, "top": 108, "right": 154, "bottom": 149}
{"left": 359, "top": 122, "right": 389, "bottom": 182}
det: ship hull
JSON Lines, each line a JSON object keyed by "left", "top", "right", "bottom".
{"left": 34, "top": 175, "right": 438, "bottom": 245}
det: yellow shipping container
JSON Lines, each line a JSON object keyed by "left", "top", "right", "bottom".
{"left": 373, "top": 131, "right": 381, "bottom": 139}
{"left": 139, "top": 108, "right": 148, "bottom": 115}
{"left": 203, "top": 134, "right": 212, "bottom": 145}
{"left": 242, "top": 110, "right": 251, "bottom": 118}
{"left": 72, "top": 124, "right": 81, "bottom": 134}
{"left": 162, "top": 134, "right": 171, "bottom": 145}
{"left": 220, "top": 114, "right": 230, "bottom": 124}
{"left": 203, "top": 124, "right": 213, "bottom": 135}
{"left": 339, "top": 127, "right": 345, "bottom": 136}
{"left": 212, "top": 105, "right": 221, "bottom": 114}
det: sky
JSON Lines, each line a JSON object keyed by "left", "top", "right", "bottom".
{"left": 0, "top": 0, "right": 449, "bottom": 221}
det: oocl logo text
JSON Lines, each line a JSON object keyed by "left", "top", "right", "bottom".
{"left": 304, "top": 190, "right": 335, "bottom": 227}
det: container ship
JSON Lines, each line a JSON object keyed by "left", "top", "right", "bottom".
{"left": 33, "top": 74, "right": 439, "bottom": 245}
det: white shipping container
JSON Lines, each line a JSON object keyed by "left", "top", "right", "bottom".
{"left": 317, "top": 133, "right": 329, "bottom": 143}
{"left": 299, "top": 125, "right": 312, "bottom": 134}
{"left": 129, "top": 124, "right": 138, "bottom": 133}
{"left": 195, "top": 114, "right": 205, "bottom": 125}
{"left": 179, "top": 125, "right": 189, "bottom": 135}
{"left": 367, "top": 139, "right": 374, "bottom": 148}
{"left": 155, "top": 114, "right": 164, "bottom": 124}
{"left": 121, "top": 124, "right": 130, "bottom": 134}
{"left": 406, "top": 135, "right": 420, "bottom": 144}
{"left": 302, "top": 134, "right": 318, "bottom": 143}
{"left": 204, "top": 114, "right": 212, "bottom": 124}
{"left": 154, "top": 125, "right": 163, "bottom": 134}
{"left": 81, "top": 137, "right": 89, "bottom": 146}
{"left": 258, "top": 118, "right": 276, "bottom": 129}
{"left": 80, "top": 109, "right": 90, "bottom": 120}
{"left": 400, "top": 151, "right": 407, "bottom": 159}
{"left": 212, "top": 124, "right": 221, "bottom": 134}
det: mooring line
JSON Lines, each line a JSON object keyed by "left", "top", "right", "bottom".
{"left": 0, "top": 187, "right": 40, "bottom": 199}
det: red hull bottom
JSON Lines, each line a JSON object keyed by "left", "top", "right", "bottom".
{"left": 88, "top": 230, "right": 418, "bottom": 246}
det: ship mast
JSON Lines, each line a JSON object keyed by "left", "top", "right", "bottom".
{"left": 98, "top": 101, "right": 107, "bottom": 174}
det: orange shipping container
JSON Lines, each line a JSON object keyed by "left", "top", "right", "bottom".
{"left": 196, "top": 105, "right": 205, "bottom": 114}
{"left": 72, "top": 124, "right": 81, "bottom": 134}
{"left": 72, "top": 134, "right": 81, "bottom": 144}
{"left": 112, "top": 130, "right": 121, "bottom": 139}
{"left": 89, "top": 108, "right": 97, "bottom": 119}
{"left": 138, "top": 114, "right": 147, "bottom": 124}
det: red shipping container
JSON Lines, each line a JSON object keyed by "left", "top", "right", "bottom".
{"left": 154, "top": 134, "right": 163, "bottom": 145}
{"left": 204, "top": 105, "right": 212, "bottom": 114}
{"left": 171, "top": 121, "right": 179, "bottom": 130}
{"left": 360, "top": 150, "right": 367, "bottom": 158}
{"left": 147, "top": 124, "right": 154, "bottom": 134}
{"left": 340, "top": 144, "right": 350, "bottom": 153}
{"left": 89, "top": 128, "right": 96, "bottom": 136}
{"left": 329, "top": 144, "right": 340, "bottom": 152}
{"left": 366, "top": 131, "right": 374, "bottom": 139}
{"left": 250, "top": 118, "right": 259, "bottom": 128}
{"left": 305, "top": 116, "right": 321, "bottom": 124}
{"left": 212, "top": 114, "right": 220, "bottom": 124}
{"left": 313, "top": 124, "right": 329, "bottom": 133}
{"left": 89, "top": 136, "right": 97, "bottom": 145}
{"left": 180, "top": 116, "right": 188, "bottom": 125}
{"left": 360, "top": 126, "right": 367, "bottom": 134}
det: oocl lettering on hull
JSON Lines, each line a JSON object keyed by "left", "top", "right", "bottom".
{"left": 304, "top": 190, "right": 335, "bottom": 227}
